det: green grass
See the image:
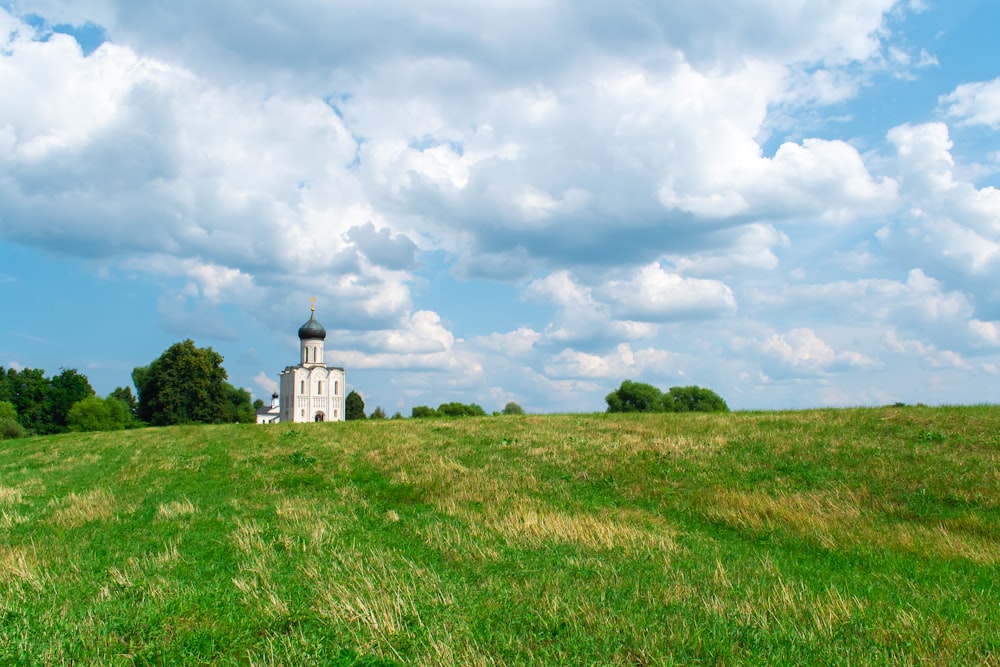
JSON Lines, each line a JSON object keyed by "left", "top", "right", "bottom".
{"left": 1, "top": 406, "right": 998, "bottom": 665}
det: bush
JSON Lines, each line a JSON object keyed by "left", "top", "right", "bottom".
{"left": 502, "top": 401, "right": 525, "bottom": 415}
{"left": 0, "top": 401, "right": 25, "bottom": 440}
{"left": 605, "top": 380, "right": 663, "bottom": 413}
{"left": 606, "top": 380, "right": 729, "bottom": 413}
{"left": 67, "top": 396, "right": 133, "bottom": 432}
{"left": 438, "top": 402, "right": 486, "bottom": 417}
{"left": 663, "top": 385, "right": 729, "bottom": 413}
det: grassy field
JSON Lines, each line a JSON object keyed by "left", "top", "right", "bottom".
{"left": 0, "top": 406, "right": 998, "bottom": 665}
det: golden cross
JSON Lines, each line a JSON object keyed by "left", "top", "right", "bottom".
{"left": 311, "top": 296, "right": 316, "bottom": 313}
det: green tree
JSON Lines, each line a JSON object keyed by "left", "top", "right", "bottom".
{"left": 7, "top": 368, "right": 50, "bottom": 435}
{"left": 223, "top": 385, "right": 255, "bottom": 423}
{"left": 345, "top": 390, "right": 366, "bottom": 420}
{"left": 502, "top": 401, "right": 525, "bottom": 415}
{"left": 410, "top": 405, "right": 438, "bottom": 418}
{"left": 133, "top": 339, "right": 234, "bottom": 426}
{"left": 110, "top": 386, "right": 138, "bottom": 420}
{"left": 369, "top": 406, "right": 387, "bottom": 420}
{"left": 438, "top": 402, "right": 487, "bottom": 417}
{"left": 67, "top": 396, "right": 131, "bottom": 432}
{"left": 605, "top": 380, "right": 663, "bottom": 413}
{"left": 663, "top": 385, "right": 729, "bottom": 413}
{"left": 48, "top": 368, "right": 95, "bottom": 433}
{"left": 0, "top": 401, "right": 25, "bottom": 440}
{"left": 0, "top": 367, "right": 11, "bottom": 405}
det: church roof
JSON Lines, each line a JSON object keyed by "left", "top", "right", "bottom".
{"left": 298, "top": 304, "right": 327, "bottom": 340}
{"left": 298, "top": 314, "right": 326, "bottom": 340}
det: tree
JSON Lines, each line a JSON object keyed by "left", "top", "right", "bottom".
{"left": 370, "top": 406, "right": 386, "bottom": 420}
{"left": 438, "top": 402, "right": 486, "bottom": 417}
{"left": 110, "top": 386, "right": 138, "bottom": 419}
{"left": 133, "top": 340, "right": 234, "bottom": 426}
{"left": 0, "top": 401, "right": 25, "bottom": 440}
{"left": 411, "top": 405, "right": 438, "bottom": 418}
{"left": 605, "top": 380, "right": 663, "bottom": 413}
{"left": 67, "top": 396, "right": 131, "bottom": 432}
{"left": 663, "top": 386, "right": 729, "bottom": 413}
{"left": 345, "top": 390, "right": 366, "bottom": 420}
{"left": 48, "top": 368, "right": 95, "bottom": 433}
{"left": 501, "top": 401, "right": 525, "bottom": 415}
{"left": 7, "top": 368, "right": 50, "bottom": 435}
{"left": 0, "top": 368, "right": 11, "bottom": 405}
{"left": 223, "top": 385, "right": 255, "bottom": 423}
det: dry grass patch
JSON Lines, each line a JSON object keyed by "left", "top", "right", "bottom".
{"left": 0, "top": 485, "right": 24, "bottom": 505}
{"left": 477, "top": 500, "right": 675, "bottom": 554}
{"left": 48, "top": 489, "right": 118, "bottom": 528}
{"left": 706, "top": 487, "right": 1000, "bottom": 563}
{"left": 0, "top": 545, "right": 43, "bottom": 592}
{"left": 156, "top": 497, "right": 198, "bottom": 520}
{"left": 706, "top": 487, "right": 864, "bottom": 547}
{"left": 308, "top": 546, "right": 454, "bottom": 662}
{"left": 230, "top": 519, "right": 291, "bottom": 619}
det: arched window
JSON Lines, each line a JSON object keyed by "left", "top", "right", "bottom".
{"left": 334, "top": 381, "right": 339, "bottom": 394}
{"left": 318, "top": 381, "right": 323, "bottom": 394}
{"left": 300, "top": 380, "right": 305, "bottom": 394}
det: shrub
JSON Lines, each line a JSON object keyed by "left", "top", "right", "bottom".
{"left": 0, "top": 401, "right": 24, "bottom": 440}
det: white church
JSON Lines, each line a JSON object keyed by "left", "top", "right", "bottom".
{"left": 256, "top": 300, "right": 346, "bottom": 423}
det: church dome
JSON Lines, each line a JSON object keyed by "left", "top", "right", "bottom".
{"left": 298, "top": 312, "right": 327, "bottom": 340}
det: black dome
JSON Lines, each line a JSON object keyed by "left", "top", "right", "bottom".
{"left": 298, "top": 313, "right": 327, "bottom": 340}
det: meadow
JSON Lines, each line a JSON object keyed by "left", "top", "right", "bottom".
{"left": 0, "top": 406, "right": 997, "bottom": 665}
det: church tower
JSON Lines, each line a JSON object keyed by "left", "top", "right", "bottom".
{"left": 278, "top": 300, "right": 346, "bottom": 422}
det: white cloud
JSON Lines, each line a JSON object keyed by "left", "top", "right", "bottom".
{"left": 969, "top": 320, "right": 1000, "bottom": 348}
{"left": 941, "top": 77, "right": 1000, "bottom": 128}
{"left": 599, "top": 263, "right": 737, "bottom": 322}
{"left": 748, "top": 327, "right": 883, "bottom": 377}
{"left": 544, "top": 343, "right": 681, "bottom": 380}
{"left": 884, "top": 330, "right": 971, "bottom": 370}
{"left": 253, "top": 372, "right": 278, "bottom": 396}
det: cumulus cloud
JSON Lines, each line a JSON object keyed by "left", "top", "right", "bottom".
{"left": 346, "top": 222, "right": 419, "bottom": 271}
{"left": 941, "top": 77, "right": 1000, "bottom": 128}
{"left": 598, "top": 263, "right": 737, "bottom": 322}
{"left": 743, "top": 327, "right": 883, "bottom": 378}
{"left": 253, "top": 372, "right": 278, "bottom": 396}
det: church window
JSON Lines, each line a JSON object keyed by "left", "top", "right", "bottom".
{"left": 318, "top": 381, "right": 323, "bottom": 394}
{"left": 300, "top": 380, "right": 305, "bottom": 393}
{"left": 334, "top": 381, "right": 339, "bottom": 394}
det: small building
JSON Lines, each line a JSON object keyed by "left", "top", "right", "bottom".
{"left": 255, "top": 392, "right": 281, "bottom": 424}
{"left": 278, "top": 302, "right": 346, "bottom": 422}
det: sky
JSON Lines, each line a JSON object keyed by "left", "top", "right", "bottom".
{"left": 2, "top": 0, "right": 1000, "bottom": 414}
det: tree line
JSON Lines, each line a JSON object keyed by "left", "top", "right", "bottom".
{"left": 1, "top": 339, "right": 254, "bottom": 439}
{"left": 344, "top": 391, "right": 526, "bottom": 421}
{"left": 1, "top": 340, "right": 730, "bottom": 441}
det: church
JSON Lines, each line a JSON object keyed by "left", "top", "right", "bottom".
{"left": 257, "top": 300, "right": 346, "bottom": 423}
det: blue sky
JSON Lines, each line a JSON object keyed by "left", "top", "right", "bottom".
{"left": 2, "top": 0, "right": 1000, "bottom": 414}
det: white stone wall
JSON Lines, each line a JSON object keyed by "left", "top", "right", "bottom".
{"left": 279, "top": 364, "right": 346, "bottom": 423}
